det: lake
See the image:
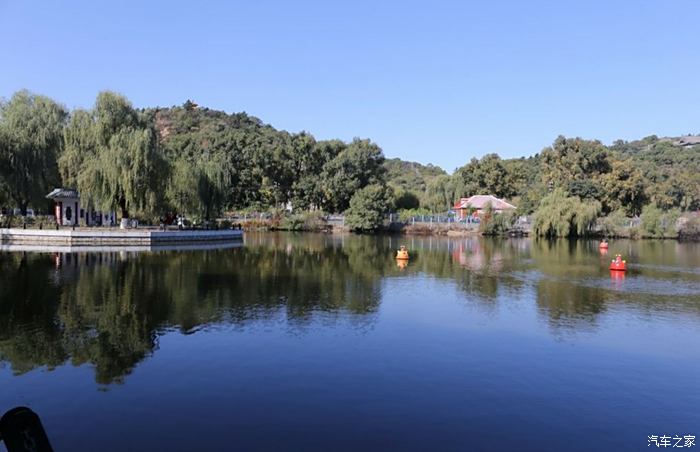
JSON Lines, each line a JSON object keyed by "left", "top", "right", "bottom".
{"left": 1, "top": 233, "right": 699, "bottom": 451}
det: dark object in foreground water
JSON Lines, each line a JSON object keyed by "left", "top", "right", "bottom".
{"left": 0, "top": 407, "right": 54, "bottom": 452}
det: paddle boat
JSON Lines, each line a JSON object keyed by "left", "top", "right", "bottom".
{"left": 609, "top": 254, "right": 626, "bottom": 272}
{"left": 396, "top": 245, "right": 410, "bottom": 260}
{"left": 599, "top": 239, "right": 609, "bottom": 249}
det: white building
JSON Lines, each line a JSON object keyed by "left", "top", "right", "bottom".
{"left": 46, "top": 188, "right": 116, "bottom": 227}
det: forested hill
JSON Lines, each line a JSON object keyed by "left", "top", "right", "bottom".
{"left": 1, "top": 90, "right": 698, "bottom": 230}
{"left": 148, "top": 103, "right": 453, "bottom": 213}
{"left": 144, "top": 101, "right": 389, "bottom": 216}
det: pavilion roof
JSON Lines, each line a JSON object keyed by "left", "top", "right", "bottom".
{"left": 46, "top": 188, "right": 80, "bottom": 199}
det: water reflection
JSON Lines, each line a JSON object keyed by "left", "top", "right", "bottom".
{"left": 1, "top": 234, "right": 699, "bottom": 385}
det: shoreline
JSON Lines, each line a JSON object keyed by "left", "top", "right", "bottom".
{"left": 0, "top": 228, "right": 243, "bottom": 246}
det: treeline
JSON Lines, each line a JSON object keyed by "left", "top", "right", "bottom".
{"left": 416, "top": 136, "right": 700, "bottom": 237}
{"left": 0, "top": 91, "right": 389, "bottom": 227}
{"left": 1, "top": 89, "right": 699, "bottom": 235}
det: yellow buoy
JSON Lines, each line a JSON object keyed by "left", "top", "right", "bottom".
{"left": 396, "top": 245, "right": 410, "bottom": 260}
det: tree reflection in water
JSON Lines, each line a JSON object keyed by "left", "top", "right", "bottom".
{"left": 0, "top": 234, "right": 698, "bottom": 384}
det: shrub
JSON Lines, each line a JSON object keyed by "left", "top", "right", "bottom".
{"left": 279, "top": 211, "right": 326, "bottom": 231}
{"left": 345, "top": 184, "right": 392, "bottom": 232}
{"left": 599, "top": 209, "right": 632, "bottom": 237}
{"left": 393, "top": 190, "right": 420, "bottom": 210}
{"left": 480, "top": 209, "right": 516, "bottom": 236}
{"left": 640, "top": 205, "right": 681, "bottom": 238}
{"left": 397, "top": 208, "right": 432, "bottom": 222}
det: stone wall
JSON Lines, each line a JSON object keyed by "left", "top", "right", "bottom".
{"left": 0, "top": 228, "right": 243, "bottom": 246}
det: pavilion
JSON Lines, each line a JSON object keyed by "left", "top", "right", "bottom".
{"left": 46, "top": 188, "right": 116, "bottom": 226}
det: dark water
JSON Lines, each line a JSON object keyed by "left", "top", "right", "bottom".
{"left": 1, "top": 233, "right": 699, "bottom": 451}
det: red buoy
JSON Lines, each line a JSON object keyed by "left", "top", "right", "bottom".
{"left": 599, "top": 241, "right": 609, "bottom": 249}
{"left": 609, "top": 254, "right": 626, "bottom": 271}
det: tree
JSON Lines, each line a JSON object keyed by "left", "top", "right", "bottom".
{"left": 320, "top": 138, "right": 385, "bottom": 212}
{"left": 344, "top": 184, "right": 393, "bottom": 231}
{"left": 393, "top": 190, "right": 420, "bottom": 210}
{"left": 640, "top": 204, "right": 681, "bottom": 238}
{"left": 424, "top": 174, "right": 457, "bottom": 213}
{"left": 600, "top": 159, "right": 647, "bottom": 215}
{"left": 60, "top": 92, "right": 166, "bottom": 219}
{"left": 540, "top": 136, "right": 611, "bottom": 190}
{"left": 532, "top": 188, "right": 601, "bottom": 237}
{"left": 0, "top": 90, "right": 67, "bottom": 214}
{"left": 455, "top": 153, "right": 516, "bottom": 199}
{"left": 383, "top": 158, "right": 446, "bottom": 206}
{"left": 166, "top": 157, "right": 202, "bottom": 218}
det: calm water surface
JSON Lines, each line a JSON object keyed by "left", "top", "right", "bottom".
{"left": 1, "top": 233, "right": 699, "bottom": 451}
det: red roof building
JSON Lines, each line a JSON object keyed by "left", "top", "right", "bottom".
{"left": 453, "top": 195, "right": 516, "bottom": 219}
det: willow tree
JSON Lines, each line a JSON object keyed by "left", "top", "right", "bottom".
{"left": 60, "top": 92, "right": 165, "bottom": 220}
{"left": 532, "top": 188, "right": 601, "bottom": 237}
{"left": 0, "top": 90, "right": 67, "bottom": 214}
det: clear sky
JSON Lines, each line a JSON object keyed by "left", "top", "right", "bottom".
{"left": 1, "top": 0, "right": 698, "bottom": 171}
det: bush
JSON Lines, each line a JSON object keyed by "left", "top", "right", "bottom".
{"left": 640, "top": 205, "right": 680, "bottom": 238}
{"left": 345, "top": 184, "right": 392, "bottom": 232}
{"left": 480, "top": 209, "right": 516, "bottom": 236}
{"left": 599, "top": 209, "right": 632, "bottom": 237}
{"left": 279, "top": 211, "right": 326, "bottom": 231}
{"left": 396, "top": 208, "right": 432, "bottom": 222}
{"left": 393, "top": 190, "right": 420, "bottom": 210}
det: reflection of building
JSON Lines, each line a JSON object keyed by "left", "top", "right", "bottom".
{"left": 453, "top": 195, "right": 516, "bottom": 220}
{"left": 46, "top": 188, "right": 116, "bottom": 226}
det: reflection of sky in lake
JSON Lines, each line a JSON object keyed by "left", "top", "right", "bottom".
{"left": 0, "top": 234, "right": 698, "bottom": 452}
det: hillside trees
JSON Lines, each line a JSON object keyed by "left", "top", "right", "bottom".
{"left": 541, "top": 136, "right": 611, "bottom": 188}
{"left": 3, "top": 87, "right": 700, "bottom": 233}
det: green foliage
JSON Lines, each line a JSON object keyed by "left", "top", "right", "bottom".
{"left": 344, "top": 184, "right": 393, "bottom": 232}
{"left": 599, "top": 209, "right": 634, "bottom": 238}
{"left": 424, "top": 174, "right": 458, "bottom": 213}
{"left": 455, "top": 153, "right": 517, "bottom": 199}
{"left": 384, "top": 158, "right": 446, "bottom": 207}
{"left": 60, "top": 92, "right": 166, "bottom": 219}
{"left": 279, "top": 211, "right": 326, "bottom": 231}
{"left": 532, "top": 189, "right": 601, "bottom": 237}
{"left": 0, "top": 90, "right": 67, "bottom": 213}
{"left": 600, "top": 159, "right": 647, "bottom": 215}
{"left": 541, "top": 136, "right": 611, "bottom": 189}
{"left": 319, "top": 138, "right": 386, "bottom": 212}
{"left": 393, "top": 190, "right": 420, "bottom": 210}
{"left": 480, "top": 206, "right": 517, "bottom": 236}
{"left": 640, "top": 205, "right": 681, "bottom": 238}
{"left": 3, "top": 87, "right": 700, "bottom": 237}
{"left": 396, "top": 207, "right": 432, "bottom": 222}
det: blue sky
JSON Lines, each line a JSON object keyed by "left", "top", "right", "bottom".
{"left": 1, "top": 0, "right": 698, "bottom": 171}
